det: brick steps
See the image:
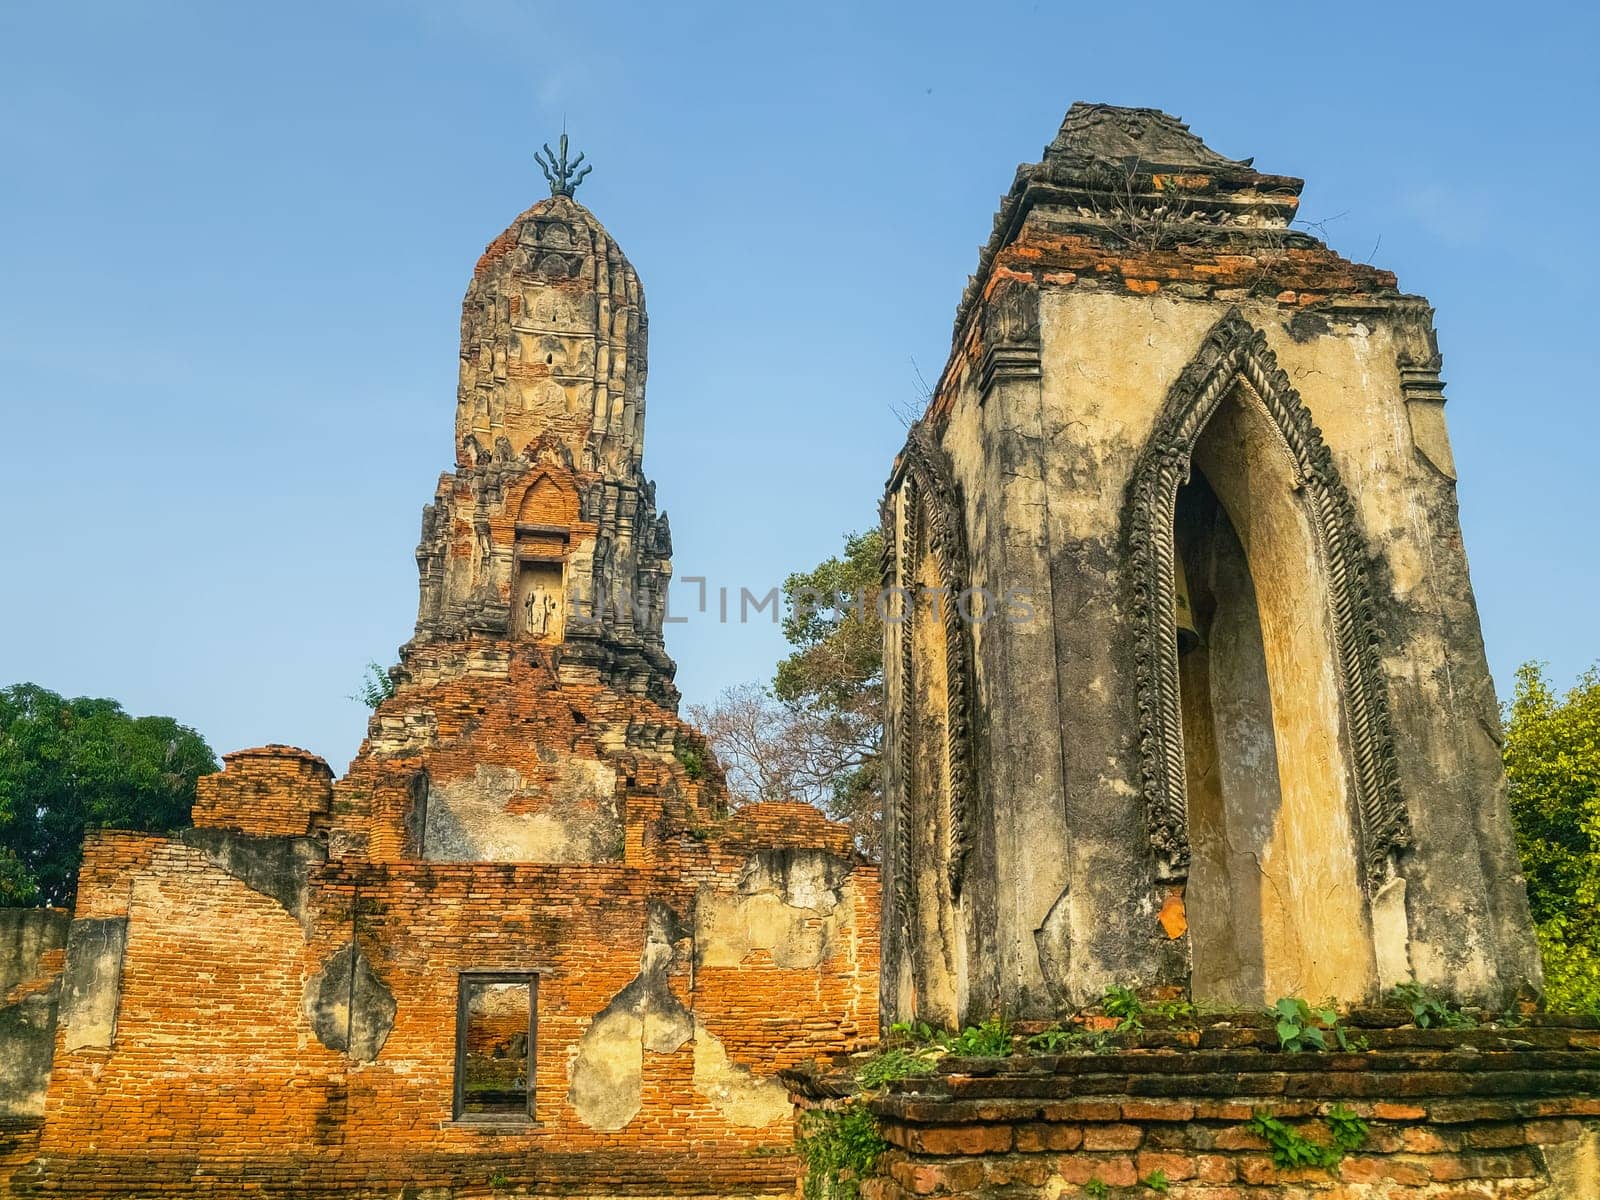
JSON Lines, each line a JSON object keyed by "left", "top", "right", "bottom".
{"left": 790, "top": 1032, "right": 1600, "bottom": 1198}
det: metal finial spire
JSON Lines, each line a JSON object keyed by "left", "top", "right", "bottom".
{"left": 535, "top": 133, "right": 591, "bottom": 198}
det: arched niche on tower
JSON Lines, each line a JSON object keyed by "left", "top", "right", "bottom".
{"left": 512, "top": 472, "right": 578, "bottom": 643}
{"left": 1125, "top": 310, "right": 1409, "bottom": 1005}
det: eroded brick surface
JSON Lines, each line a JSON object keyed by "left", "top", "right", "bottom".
{"left": 793, "top": 1020, "right": 1600, "bottom": 1199}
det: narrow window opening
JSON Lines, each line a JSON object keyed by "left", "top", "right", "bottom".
{"left": 453, "top": 973, "right": 536, "bottom": 1121}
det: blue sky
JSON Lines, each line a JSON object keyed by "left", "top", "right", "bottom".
{"left": 1, "top": 0, "right": 1595, "bottom": 769}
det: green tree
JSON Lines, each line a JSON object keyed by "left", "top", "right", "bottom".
{"left": 0, "top": 684, "right": 218, "bottom": 907}
{"left": 689, "top": 529, "right": 885, "bottom": 852}
{"left": 774, "top": 529, "right": 884, "bottom": 851}
{"left": 1505, "top": 662, "right": 1600, "bottom": 1012}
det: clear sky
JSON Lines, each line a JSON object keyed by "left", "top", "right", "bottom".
{"left": 1, "top": 0, "right": 1595, "bottom": 770}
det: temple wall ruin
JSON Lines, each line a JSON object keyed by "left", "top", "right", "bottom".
{"left": 11, "top": 791, "right": 877, "bottom": 1196}
{"left": 942, "top": 291, "right": 1534, "bottom": 1010}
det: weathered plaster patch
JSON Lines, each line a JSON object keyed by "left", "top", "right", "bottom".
{"left": 1033, "top": 886, "right": 1073, "bottom": 1010}
{"left": 696, "top": 849, "right": 847, "bottom": 969}
{"left": 0, "top": 908, "right": 69, "bottom": 1118}
{"left": 60, "top": 917, "right": 127, "bottom": 1052}
{"left": 1370, "top": 876, "right": 1412, "bottom": 991}
{"left": 301, "top": 941, "right": 396, "bottom": 1062}
{"left": 690, "top": 1020, "right": 790, "bottom": 1128}
{"left": 0, "top": 908, "right": 69, "bottom": 995}
{"left": 1407, "top": 398, "right": 1457, "bottom": 480}
{"left": 740, "top": 848, "right": 846, "bottom": 911}
{"left": 422, "top": 761, "right": 620, "bottom": 862}
{"left": 567, "top": 901, "right": 691, "bottom": 1130}
{"left": 1530, "top": 1126, "right": 1600, "bottom": 1199}
{"left": 176, "top": 827, "right": 325, "bottom": 933}
{"left": 0, "top": 987, "right": 59, "bottom": 1118}
{"left": 566, "top": 1003, "right": 645, "bottom": 1131}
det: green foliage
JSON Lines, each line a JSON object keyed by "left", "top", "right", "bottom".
{"left": 854, "top": 1047, "right": 938, "bottom": 1087}
{"left": 883, "top": 1015, "right": 1019, "bottom": 1059}
{"left": 776, "top": 530, "right": 884, "bottom": 709}
{"left": 1247, "top": 1105, "right": 1367, "bottom": 1170}
{"left": 1024, "top": 1026, "right": 1076, "bottom": 1053}
{"left": 1248, "top": 1112, "right": 1328, "bottom": 1169}
{"left": 0, "top": 683, "right": 218, "bottom": 906}
{"left": 887, "top": 1019, "right": 943, "bottom": 1047}
{"left": 675, "top": 742, "right": 707, "bottom": 780}
{"left": 1025, "top": 1025, "right": 1114, "bottom": 1054}
{"left": 1505, "top": 662, "right": 1600, "bottom": 1012}
{"left": 1268, "top": 997, "right": 1364, "bottom": 1053}
{"left": 353, "top": 661, "right": 396, "bottom": 709}
{"left": 944, "top": 1015, "right": 1014, "bottom": 1057}
{"left": 0, "top": 848, "right": 35, "bottom": 906}
{"left": 1099, "top": 984, "right": 1178, "bottom": 1033}
{"left": 1325, "top": 1105, "right": 1370, "bottom": 1154}
{"left": 1141, "top": 1169, "right": 1171, "bottom": 1192}
{"left": 1101, "top": 985, "right": 1143, "bottom": 1019}
{"left": 1149, "top": 996, "right": 1198, "bottom": 1024}
{"left": 773, "top": 530, "right": 885, "bottom": 850}
{"left": 797, "top": 1103, "right": 888, "bottom": 1200}
{"left": 488, "top": 1173, "right": 510, "bottom": 1189}
{"left": 887, "top": 1015, "right": 1011, "bottom": 1055}
{"left": 1083, "top": 1180, "right": 1111, "bottom": 1199}
{"left": 1386, "top": 981, "right": 1475, "bottom": 1029}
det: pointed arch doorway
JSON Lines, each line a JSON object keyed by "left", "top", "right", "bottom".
{"left": 1127, "top": 312, "right": 1409, "bottom": 1005}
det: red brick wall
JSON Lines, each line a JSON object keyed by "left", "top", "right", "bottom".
{"left": 191, "top": 745, "right": 333, "bottom": 837}
{"left": 17, "top": 804, "right": 879, "bottom": 1196}
{"left": 40, "top": 835, "right": 344, "bottom": 1151}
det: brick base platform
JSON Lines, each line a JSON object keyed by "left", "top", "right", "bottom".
{"left": 4, "top": 1146, "right": 795, "bottom": 1199}
{"left": 788, "top": 1016, "right": 1600, "bottom": 1199}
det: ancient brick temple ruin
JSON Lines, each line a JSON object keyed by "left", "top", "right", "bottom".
{"left": 6, "top": 106, "right": 1600, "bottom": 1200}
{"left": 788, "top": 103, "right": 1599, "bottom": 1198}
{"left": 0, "top": 148, "right": 878, "bottom": 1198}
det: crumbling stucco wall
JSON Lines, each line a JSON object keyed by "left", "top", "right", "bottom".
{"left": 568, "top": 901, "right": 694, "bottom": 1130}
{"left": 902, "top": 284, "right": 1539, "bottom": 1018}
{"left": 3, "top": 180, "right": 878, "bottom": 1200}
{"left": 18, "top": 809, "right": 877, "bottom": 1197}
{"left": 59, "top": 916, "right": 128, "bottom": 1052}
{"left": 567, "top": 852, "right": 866, "bottom": 1135}
{"left": 0, "top": 908, "right": 69, "bottom": 1119}
{"left": 40, "top": 835, "right": 347, "bottom": 1153}
{"left": 696, "top": 849, "right": 849, "bottom": 971}
{"left": 302, "top": 940, "right": 396, "bottom": 1061}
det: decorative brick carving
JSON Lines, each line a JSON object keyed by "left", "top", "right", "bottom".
{"left": 884, "top": 422, "right": 977, "bottom": 905}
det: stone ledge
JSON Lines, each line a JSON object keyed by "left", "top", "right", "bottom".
{"left": 791, "top": 1038, "right": 1600, "bottom": 1199}
{"left": 8, "top": 1149, "right": 799, "bottom": 1197}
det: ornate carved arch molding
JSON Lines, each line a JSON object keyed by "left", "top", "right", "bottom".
{"left": 885, "top": 422, "right": 978, "bottom": 916}
{"left": 879, "top": 491, "right": 913, "bottom": 939}
{"left": 1125, "top": 309, "right": 1408, "bottom": 888}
